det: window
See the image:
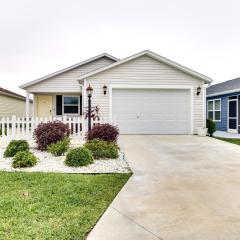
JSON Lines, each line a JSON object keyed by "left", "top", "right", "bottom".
{"left": 63, "top": 96, "right": 79, "bottom": 114}
{"left": 207, "top": 99, "right": 221, "bottom": 121}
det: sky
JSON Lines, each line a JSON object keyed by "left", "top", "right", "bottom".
{"left": 0, "top": 0, "right": 240, "bottom": 96}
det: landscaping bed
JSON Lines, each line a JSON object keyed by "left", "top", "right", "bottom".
{"left": 0, "top": 122, "right": 131, "bottom": 173}
{"left": 0, "top": 171, "right": 131, "bottom": 240}
{"left": 0, "top": 147, "right": 130, "bottom": 173}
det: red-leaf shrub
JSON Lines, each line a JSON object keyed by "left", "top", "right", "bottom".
{"left": 86, "top": 123, "right": 119, "bottom": 142}
{"left": 34, "top": 121, "right": 70, "bottom": 150}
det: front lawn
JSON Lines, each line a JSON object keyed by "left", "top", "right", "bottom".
{"left": 215, "top": 137, "right": 240, "bottom": 146}
{"left": 0, "top": 172, "right": 131, "bottom": 240}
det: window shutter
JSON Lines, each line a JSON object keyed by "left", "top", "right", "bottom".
{"left": 80, "top": 95, "right": 82, "bottom": 115}
{"left": 56, "top": 95, "right": 62, "bottom": 115}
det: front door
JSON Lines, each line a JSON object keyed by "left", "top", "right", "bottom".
{"left": 228, "top": 99, "right": 238, "bottom": 133}
{"left": 37, "top": 95, "right": 53, "bottom": 117}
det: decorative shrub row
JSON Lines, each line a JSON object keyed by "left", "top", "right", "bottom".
{"left": 84, "top": 139, "right": 119, "bottom": 159}
{"left": 4, "top": 123, "right": 120, "bottom": 169}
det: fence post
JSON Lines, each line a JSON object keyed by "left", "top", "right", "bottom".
{"left": 1, "top": 117, "right": 5, "bottom": 139}
{"left": 12, "top": 115, "right": 16, "bottom": 138}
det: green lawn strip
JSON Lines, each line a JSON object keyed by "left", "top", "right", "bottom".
{"left": 0, "top": 172, "right": 131, "bottom": 240}
{"left": 214, "top": 137, "right": 240, "bottom": 146}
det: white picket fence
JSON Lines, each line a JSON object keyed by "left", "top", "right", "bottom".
{"left": 0, "top": 115, "right": 107, "bottom": 140}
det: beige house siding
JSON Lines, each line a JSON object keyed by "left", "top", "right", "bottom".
{"left": 26, "top": 57, "right": 115, "bottom": 93}
{"left": 86, "top": 55, "right": 205, "bottom": 133}
{"left": 0, "top": 95, "right": 32, "bottom": 117}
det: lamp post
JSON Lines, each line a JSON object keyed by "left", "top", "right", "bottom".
{"left": 86, "top": 84, "right": 93, "bottom": 131}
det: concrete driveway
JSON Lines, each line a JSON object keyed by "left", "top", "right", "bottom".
{"left": 88, "top": 135, "right": 240, "bottom": 240}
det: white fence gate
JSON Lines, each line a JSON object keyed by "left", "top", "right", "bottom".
{"left": 0, "top": 116, "right": 107, "bottom": 140}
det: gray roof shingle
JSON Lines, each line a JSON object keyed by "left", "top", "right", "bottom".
{"left": 207, "top": 77, "right": 240, "bottom": 96}
{"left": 0, "top": 87, "right": 32, "bottom": 102}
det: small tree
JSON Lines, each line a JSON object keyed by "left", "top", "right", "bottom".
{"left": 207, "top": 119, "right": 216, "bottom": 137}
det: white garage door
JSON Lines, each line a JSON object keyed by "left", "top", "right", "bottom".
{"left": 112, "top": 88, "right": 191, "bottom": 134}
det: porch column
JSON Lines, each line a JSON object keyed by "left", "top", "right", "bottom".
{"left": 26, "top": 91, "right": 30, "bottom": 118}
{"left": 32, "top": 94, "right": 35, "bottom": 118}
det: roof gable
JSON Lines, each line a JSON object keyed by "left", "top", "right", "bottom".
{"left": 20, "top": 53, "right": 118, "bottom": 89}
{"left": 78, "top": 50, "right": 212, "bottom": 83}
{"left": 207, "top": 77, "right": 240, "bottom": 96}
{"left": 0, "top": 87, "right": 32, "bottom": 102}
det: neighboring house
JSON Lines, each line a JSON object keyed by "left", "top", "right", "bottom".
{"left": 207, "top": 77, "right": 240, "bottom": 133}
{"left": 20, "top": 50, "right": 212, "bottom": 134}
{"left": 0, "top": 87, "right": 32, "bottom": 117}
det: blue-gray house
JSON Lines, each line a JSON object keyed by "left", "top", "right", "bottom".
{"left": 207, "top": 77, "right": 240, "bottom": 133}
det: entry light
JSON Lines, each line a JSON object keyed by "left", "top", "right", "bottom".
{"left": 103, "top": 85, "right": 107, "bottom": 95}
{"left": 196, "top": 86, "right": 201, "bottom": 95}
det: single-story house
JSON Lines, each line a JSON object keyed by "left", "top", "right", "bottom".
{"left": 0, "top": 87, "right": 32, "bottom": 117}
{"left": 20, "top": 50, "right": 212, "bottom": 134}
{"left": 207, "top": 77, "right": 240, "bottom": 133}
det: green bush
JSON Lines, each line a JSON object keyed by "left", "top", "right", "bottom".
{"left": 207, "top": 119, "right": 216, "bottom": 137}
{"left": 12, "top": 151, "right": 37, "bottom": 168}
{"left": 84, "top": 139, "right": 119, "bottom": 159}
{"left": 4, "top": 140, "right": 29, "bottom": 158}
{"left": 47, "top": 138, "right": 70, "bottom": 156}
{"left": 65, "top": 147, "right": 94, "bottom": 167}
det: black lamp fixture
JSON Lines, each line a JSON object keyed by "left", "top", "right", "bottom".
{"left": 196, "top": 86, "right": 201, "bottom": 95}
{"left": 103, "top": 85, "right": 107, "bottom": 95}
{"left": 86, "top": 84, "right": 93, "bottom": 97}
{"left": 86, "top": 84, "right": 93, "bottom": 131}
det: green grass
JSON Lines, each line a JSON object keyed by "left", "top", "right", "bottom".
{"left": 0, "top": 172, "right": 131, "bottom": 240}
{"left": 215, "top": 137, "right": 240, "bottom": 145}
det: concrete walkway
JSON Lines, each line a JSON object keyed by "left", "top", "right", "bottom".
{"left": 87, "top": 135, "right": 240, "bottom": 240}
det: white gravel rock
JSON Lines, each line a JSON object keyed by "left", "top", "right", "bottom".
{"left": 0, "top": 148, "right": 131, "bottom": 174}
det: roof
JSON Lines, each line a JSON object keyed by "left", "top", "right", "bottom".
{"left": 207, "top": 77, "right": 240, "bottom": 97}
{"left": 0, "top": 87, "right": 32, "bottom": 102}
{"left": 78, "top": 50, "right": 213, "bottom": 83}
{"left": 20, "top": 53, "right": 119, "bottom": 89}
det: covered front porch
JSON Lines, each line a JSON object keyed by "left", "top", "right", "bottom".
{"left": 25, "top": 92, "right": 84, "bottom": 118}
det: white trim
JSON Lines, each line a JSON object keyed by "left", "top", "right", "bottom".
{"left": 228, "top": 97, "right": 238, "bottom": 133}
{"left": 207, "top": 88, "right": 240, "bottom": 97}
{"left": 20, "top": 53, "right": 118, "bottom": 89}
{"left": 78, "top": 50, "right": 212, "bottom": 83}
{"left": 207, "top": 99, "right": 221, "bottom": 122}
{"left": 109, "top": 84, "right": 194, "bottom": 134}
{"left": 202, "top": 84, "right": 206, "bottom": 128}
{"left": 26, "top": 91, "right": 30, "bottom": 118}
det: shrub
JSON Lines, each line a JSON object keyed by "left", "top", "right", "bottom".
{"left": 207, "top": 119, "right": 216, "bottom": 137}
{"left": 86, "top": 124, "right": 119, "bottom": 142}
{"left": 65, "top": 147, "right": 94, "bottom": 167}
{"left": 12, "top": 151, "right": 37, "bottom": 168}
{"left": 47, "top": 138, "right": 70, "bottom": 156}
{"left": 84, "top": 139, "right": 119, "bottom": 159}
{"left": 4, "top": 140, "right": 29, "bottom": 158}
{"left": 34, "top": 121, "right": 70, "bottom": 151}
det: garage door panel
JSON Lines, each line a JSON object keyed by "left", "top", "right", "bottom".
{"left": 112, "top": 89, "right": 190, "bottom": 134}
